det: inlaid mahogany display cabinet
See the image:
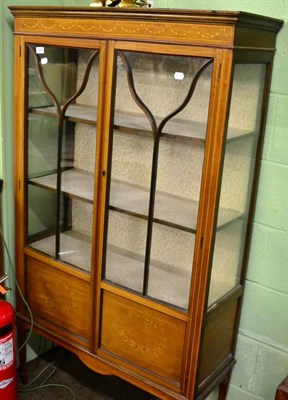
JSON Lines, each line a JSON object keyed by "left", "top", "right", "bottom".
{"left": 10, "top": 6, "right": 282, "bottom": 400}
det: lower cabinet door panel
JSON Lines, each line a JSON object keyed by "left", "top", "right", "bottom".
{"left": 100, "top": 290, "right": 187, "bottom": 384}
{"left": 26, "top": 256, "right": 91, "bottom": 343}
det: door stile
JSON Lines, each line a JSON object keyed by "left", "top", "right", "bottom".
{"left": 14, "top": 35, "right": 28, "bottom": 314}
{"left": 93, "top": 40, "right": 117, "bottom": 353}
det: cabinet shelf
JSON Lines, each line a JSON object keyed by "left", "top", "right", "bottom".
{"left": 30, "top": 103, "right": 97, "bottom": 125}
{"left": 105, "top": 244, "right": 190, "bottom": 309}
{"left": 30, "top": 103, "right": 253, "bottom": 142}
{"left": 105, "top": 244, "right": 238, "bottom": 309}
{"left": 29, "top": 169, "right": 94, "bottom": 202}
{"left": 29, "top": 169, "right": 242, "bottom": 232}
{"left": 30, "top": 230, "right": 91, "bottom": 273}
{"left": 29, "top": 231, "right": 223, "bottom": 309}
{"left": 30, "top": 231, "right": 236, "bottom": 309}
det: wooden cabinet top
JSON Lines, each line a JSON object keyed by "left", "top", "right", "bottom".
{"left": 9, "top": 6, "right": 283, "bottom": 49}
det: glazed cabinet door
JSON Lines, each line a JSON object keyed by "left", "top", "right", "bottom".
{"left": 103, "top": 48, "right": 214, "bottom": 309}
{"left": 16, "top": 38, "right": 105, "bottom": 347}
{"left": 98, "top": 42, "right": 220, "bottom": 391}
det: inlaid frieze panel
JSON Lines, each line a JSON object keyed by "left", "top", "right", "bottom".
{"left": 15, "top": 18, "right": 234, "bottom": 46}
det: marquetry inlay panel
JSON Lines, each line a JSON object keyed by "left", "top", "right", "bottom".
{"left": 15, "top": 18, "right": 234, "bottom": 46}
{"left": 101, "top": 290, "right": 186, "bottom": 383}
{"left": 26, "top": 257, "right": 91, "bottom": 341}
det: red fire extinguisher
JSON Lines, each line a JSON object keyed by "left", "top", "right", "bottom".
{"left": 0, "top": 299, "right": 17, "bottom": 400}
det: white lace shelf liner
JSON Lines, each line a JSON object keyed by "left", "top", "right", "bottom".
{"left": 30, "top": 233, "right": 234, "bottom": 310}
{"left": 29, "top": 169, "right": 242, "bottom": 232}
{"left": 30, "top": 103, "right": 253, "bottom": 141}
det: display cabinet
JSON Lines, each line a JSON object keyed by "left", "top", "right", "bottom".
{"left": 10, "top": 7, "right": 282, "bottom": 400}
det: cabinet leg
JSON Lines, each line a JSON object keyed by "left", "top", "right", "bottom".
{"left": 17, "top": 320, "right": 28, "bottom": 384}
{"left": 218, "top": 373, "right": 231, "bottom": 400}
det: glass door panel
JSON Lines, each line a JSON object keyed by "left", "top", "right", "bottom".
{"left": 208, "top": 64, "right": 266, "bottom": 306}
{"left": 104, "top": 50, "right": 213, "bottom": 310}
{"left": 105, "top": 51, "right": 154, "bottom": 292}
{"left": 26, "top": 44, "right": 100, "bottom": 273}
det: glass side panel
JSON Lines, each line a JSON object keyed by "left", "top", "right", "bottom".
{"left": 208, "top": 64, "right": 266, "bottom": 306}
{"left": 26, "top": 44, "right": 100, "bottom": 273}
{"left": 104, "top": 50, "right": 213, "bottom": 310}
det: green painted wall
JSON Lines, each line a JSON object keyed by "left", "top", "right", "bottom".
{"left": 0, "top": 1, "right": 287, "bottom": 399}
